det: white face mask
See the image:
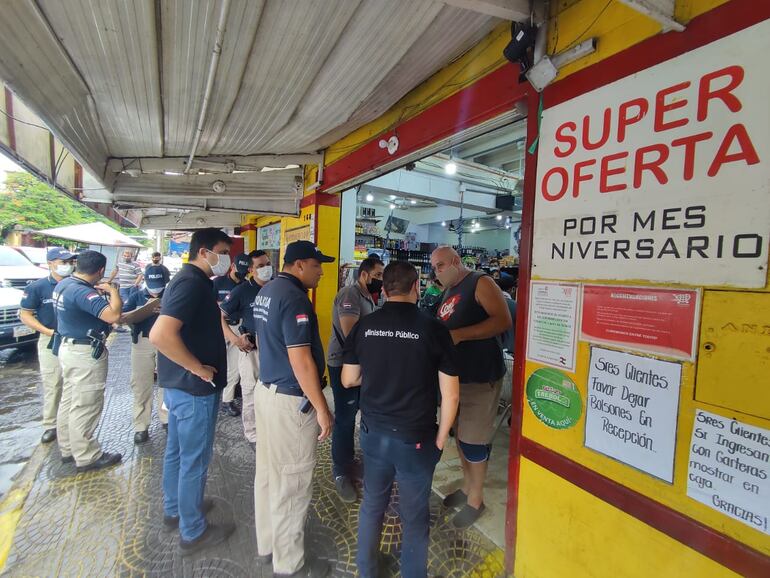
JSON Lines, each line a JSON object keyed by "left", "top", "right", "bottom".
{"left": 55, "top": 264, "right": 73, "bottom": 277}
{"left": 255, "top": 265, "right": 273, "bottom": 282}
{"left": 206, "top": 250, "right": 231, "bottom": 277}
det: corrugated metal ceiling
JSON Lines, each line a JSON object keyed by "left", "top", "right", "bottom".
{"left": 0, "top": 0, "right": 503, "bottom": 215}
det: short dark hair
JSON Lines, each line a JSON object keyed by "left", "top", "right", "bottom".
{"left": 249, "top": 249, "right": 267, "bottom": 260}
{"left": 189, "top": 228, "right": 232, "bottom": 259}
{"left": 76, "top": 250, "right": 107, "bottom": 275}
{"left": 358, "top": 257, "right": 382, "bottom": 278}
{"left": 383, "top": 261, "right": 418, "bottom": 296}
{"left": 152, "top": 251, "right": 161, "bottom": 258}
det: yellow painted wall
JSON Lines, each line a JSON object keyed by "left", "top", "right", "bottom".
{"left": 515, "top": 458, "right": 741, "bottom": 578}
{"left": 517, "top": 0, "right": 770, "bottom": 574}
{"left": 11, "top": 98, "right": 50, "bottom": 180}
{"left": 0, "top": 93, "right": 9, "bottom": 146}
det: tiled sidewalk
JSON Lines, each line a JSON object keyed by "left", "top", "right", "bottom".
{"left": 2, "top": 333, "right": 504, "bottom": 577}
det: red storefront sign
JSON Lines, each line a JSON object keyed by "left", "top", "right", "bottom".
{"left": 581, "top": 285, "right": 700, "bottom": 360}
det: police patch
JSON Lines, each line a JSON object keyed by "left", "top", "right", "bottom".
{"left": 86, "top": 293, "right": 100, "bottom": 301}
{"left": 296, "top": 314, "right": 309, "bottom": 325}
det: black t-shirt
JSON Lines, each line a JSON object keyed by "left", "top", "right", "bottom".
{"left": 343, "top": 301, "right": 458, "bottom": 442}
{"left": 158, "top": 264, "right": 227, "bottom": 395}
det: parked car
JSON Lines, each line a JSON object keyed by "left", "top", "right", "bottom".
{"left": 0, "top": 286, "right": 37, "bottom": 350}
{"left": 12, "top": 246, "right": 48, "bottom": 268}
{"left": 0, "top": 246, "right": 48, "bottom": 289}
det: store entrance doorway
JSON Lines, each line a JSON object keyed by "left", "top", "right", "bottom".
{"left": 337, "top": 118, "right": 527, "bottom": 548}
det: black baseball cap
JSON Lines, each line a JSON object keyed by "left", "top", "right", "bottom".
{"left": 234, "top": 253, "right": 251, "bottom": 276}
{"left": 284, "top": 241, "right": 335, "bottom": 264}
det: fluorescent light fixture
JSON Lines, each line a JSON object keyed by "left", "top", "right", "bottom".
{"left": 445, "top": 161, "right": 457, "bottom": 175}
{"left": 410, "top": 199, "right": 416, "bottom": 205}
{"left": 365, "top": 193, "right": 374, "bottom": 202}
{"left": 496, "top": 215, "right": 503, "bottom": 221}
{"left": 389, "top": 203, "right": 396, "bottom": 210}
{"left": 441, "top": 221, "right": 446, "bottom": 227}
{"left": 389, "top": 194, "right": 397, "bottom": 200}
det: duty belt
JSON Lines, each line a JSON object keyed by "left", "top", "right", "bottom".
{"left": 261, "top": 382, "right": 304, "bottom": 397}
{"left": 62, "top": 337, "right": 91, "bottom": 345}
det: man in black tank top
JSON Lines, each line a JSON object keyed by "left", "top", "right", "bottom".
{"left": 430, "top": 246, "right": 512, "bottom": 529}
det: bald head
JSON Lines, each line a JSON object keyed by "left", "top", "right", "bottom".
{"left": 431, "top": 245, "right": 465, "bottom": 289}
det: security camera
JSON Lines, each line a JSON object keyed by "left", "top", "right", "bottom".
{"left": 503, "top": 21, "right": 537, "bottom": 71}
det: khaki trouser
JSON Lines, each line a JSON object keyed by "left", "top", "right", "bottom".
{"left": 57, "top": 341, "right": 108, "bottom": 466}
{"left": 238, "top": 348, "right": 259, "bottom": 443}
{"left": 37, "top": 335, "right": 63, "bottom": 429}
{"left": 254, "top": 382, "right": 319, "bottom": 574}
{"left": 223, "top": 340, "right": 240, "bottom": 403}
{"left": 130, "top": 336, "right": 167, "bottom": 430}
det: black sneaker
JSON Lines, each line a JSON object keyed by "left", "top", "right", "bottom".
{"left": 222, "top": 401, "right": 241, "bottom": 417}
{"left": 274, "top": 558, "right": 330, "bottom": 578}
{"left": 452, "top": 503, "right": 486, "bottom": 529}
{"left": 134, "top": 430, "right": 149, "bottom": 444}
{"left": 76, "top": 452, "right": 122, "bottom": 473}
{"left": 179, "top": 522, "right": 235, "bottom": 556}
{"left": 442, "top": 489, "right": 467, "bottom": 508}
{"left": 41, "top": 428, "right": 57, "bottom": 443}
{"left": 334, "top": 475, "right": 357, "bottom": 503}
{"left": 163, "top": 498, "right": 216, "bottom": 530}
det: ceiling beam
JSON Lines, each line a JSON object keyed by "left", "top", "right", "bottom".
{"left": 135, "top": 210, "right": 244, "bottom": 230}
{"left": 106, "top": 154, "right": 321, "bottom": 175}
{"left": 617, "top": 0, "right": 685, "bottom": 32}
{"left": 441, "top": 0, "right": 532, "bottom": 21}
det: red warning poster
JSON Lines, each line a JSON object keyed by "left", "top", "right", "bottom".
{"left": 581, "top": 285, "right": 701, "bottom": 360}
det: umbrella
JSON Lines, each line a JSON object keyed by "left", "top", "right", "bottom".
{"left": 38, "top": 222, "right": 143, "bottom": 248}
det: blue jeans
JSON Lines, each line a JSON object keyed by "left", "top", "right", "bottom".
{"left": 329, "top": 365, "right": 359, "bottom": 478}
{"left": 357, "top": 426, "right": 441, "bottom": 578}
{"left": 162, "top": 388, "right": 220, "bottom": 542}
{"left": 119, "top": 286, "right": 134, "bottom": 301}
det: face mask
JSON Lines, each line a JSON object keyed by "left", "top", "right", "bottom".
{"left": 366, "top": 278, "right": 383, "bottom": 294}
{"left": 436, "top": 265, "right": 460, "bottom": 289}
{"left": 147, "top": 287, "right": 163, "bottom": 297}
{"left": 255, "top": 265, "right": 273, "bottom": 282}
{"left": 206, "top": 250, "right": 231, "bottom": 277}
{"left": 55, "top": 264, "right": 73, "bottom": 277}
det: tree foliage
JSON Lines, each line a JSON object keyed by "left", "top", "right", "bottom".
{"left": 0, "top": 172, "right": 146, "bottom": 245}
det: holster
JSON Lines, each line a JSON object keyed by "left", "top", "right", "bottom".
{"left": 91, "top": 339, "right": 106, "bottom": 360}
{"left": 50, "top": 332, "right": 62, "bottom": 356}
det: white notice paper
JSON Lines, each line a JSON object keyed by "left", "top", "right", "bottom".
{"left": 526, "top": 281, "right": 579, "bottom": 371}
{"left": 687, "top": 410, "right": 770, "bottom": 535}
{"left": 585, "top": 347, "right": 682, "bottom": 482}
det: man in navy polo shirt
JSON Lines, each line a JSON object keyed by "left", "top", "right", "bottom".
{"left": 149, "top": 227, "right": 235, "bottom": 555}
{"left": 220, "top": 250, "right": 271, "bottom": 447}
{"left": 19, "top": 247, "right": 77, "bottom": 444}
{"left": 213, "top": 253, "right": 249, "bottom": 417}
{"left": 122, "top": 273, "right": 168, "bottom": 444}
{"left": 253, "top": 240, "right": 334, "bottom": 578}
{"left": 54, "top": 250, "right": 124, "bottom": 472}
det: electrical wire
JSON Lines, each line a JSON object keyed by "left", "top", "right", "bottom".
{"left": 0, "top": 108, "right": 50, "bottom": 131}
{"left": 557, "top": 0, "right": 613, "bottom": 53}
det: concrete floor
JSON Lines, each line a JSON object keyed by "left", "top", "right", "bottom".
{"left": 1, "top": 333, "right": 506, "bottom": 577}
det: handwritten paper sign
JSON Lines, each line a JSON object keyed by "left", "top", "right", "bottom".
{"left": 687, "top": 410, "right": 770, "bottom": 535}
{"left": 585, "top": 347, "right": 682, "bottom": 482}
